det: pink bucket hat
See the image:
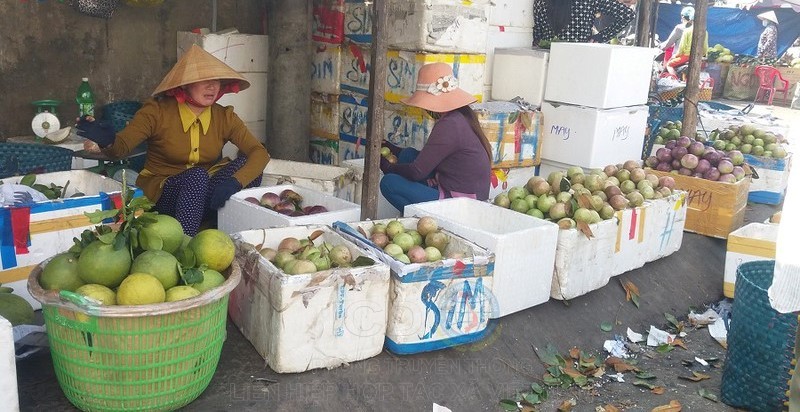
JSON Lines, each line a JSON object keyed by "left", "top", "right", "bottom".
{"left": 400, "top": 63, "right": 476, "bottom": 113}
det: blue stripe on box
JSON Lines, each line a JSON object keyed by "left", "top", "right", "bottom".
{"left": 26, "top": 188, "right": 142, "bottom": 215}
{"left": 345, "top": 34, "right": 371, "bottom": 44}
{"left": 384, "top": 320, "right": 497, "bottom": 355}
{"left": 748, "top": 190, "right": 785, "bottom": 205}
{"left": 396, "top": 262, "right": 495, "bottom": 283}
{"left": 744, "top": 154, "right": 788, "bottom": 170}
{"left": 0, "top": 209, "right": 16, "bottom": 270}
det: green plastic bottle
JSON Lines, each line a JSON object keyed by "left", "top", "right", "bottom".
{"left": 76, "top": 77, "right": 95, "bottom": 117}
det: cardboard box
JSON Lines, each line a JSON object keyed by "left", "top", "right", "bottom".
{"left": 312, "top": 42, "right": 342, "bottom": 94}
{"left": 487, "top": 0, "right": 534, "bottom": 28}
{"left": 310, "top": 93, "right": 340, "bottom": 141}
{"left": 383, "top": 102, "right": 435, "bottom": 151}
{"left": 344, "top": 0, "right": 372, "bottom": 44}
{"left": 310, "top": 136, "right": 340, "bottom": 166}
{"left": 216, "top": 71, "right": 268, "bottom": 122}
{"left": 0, "top": 171, "right": 140, "bottom": 309}
{"left": 545, "top": 43, "right": 655, "bottom": 109}
{"left": 473, "top": 101, "right": 543, "bottom": 168}
{"left": 177, "top": 31, "right": 268, "bottom": 73}
{"left": 491, "top": 47, "right": 549, "bottom": 106}
{"left": 340, "top": 42, "right": 371, "bottom": 96}
{"left": 405, "top": 198, "right": 558, "bottom": 317}
{"left": 649, "top": 170, "right": 750, "bottom": 239}
{"left": 541, "top": 101, "right": 648, "bottom": 169}
{"left": 312, "top": 0, "right": 345, "bottom": 44}
{"left": 724, "top": 223, "right": 778, "bottom": 298}
{"left": 386, "top": 0, "right": 489, "bottom": 54}
{"left": 261, "top": 159, "right": 357, "bottom": 202}
{"left": 218, "top": 184, "right": 360, "bottom": 234}
{"left": 334, "top": 218, "right": 496, "bottom": 354}
{"left": 484, "top": 27, "right": 534, "bottom": 88}
{"left": 230, "top": 226, "right": 390, "bottom": 373}
{"left": 385, "top": 50, "right": 486, "bottom": 104}
{"left": 743, "top": 153, "right": 792, "bottom": 205}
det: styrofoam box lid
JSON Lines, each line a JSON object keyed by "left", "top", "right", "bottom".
{"left": 494, "top": 47, "right": 550, "bottom": 58}
{"left": 471, "top": 100, "right": 535, "bottom": 114}
{"left": 264, "top": 158, "right": 353, "bottom": 181}
{"left": 221, "top": 184, "right": 361, "bottom": 232}
{"left": 341, "top": 158, "right": 365, "bottom": 176}
{"left": 730, "top": 222, "right": 780, "bottom": 243}
{"left": 335, "top": 217, "right": 494, "bottom": 277}
{"left": 232, "top": 225, "right": 389, "bottom": 282}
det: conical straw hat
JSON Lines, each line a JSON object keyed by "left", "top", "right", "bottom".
{"left": 758, "top": 11, "right": 778, "bottom": 25}
{"left": 152, "top": 44, "right": 250, "bottom": 96}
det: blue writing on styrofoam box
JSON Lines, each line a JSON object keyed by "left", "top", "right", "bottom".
{"left": 311, "top": 50, "right": 336, "bottom": 81}
{"left": 341, "top": 45, "right": 371, "bottom": 96}
{"left": 344, "top": 0, "right": 372, "bottom": 44}
{"left": 386, "top": 53, "right": 417, "bottom": 99}
{"left": 612, "top": 124, "right": 630, "bottom": 141}
{"left": 384, "top": 108, "right": 433, "bottom": 151}
{"left": 310, "top": 137, "right": 339, "bottom": 166}
{"left": 551, "top": 125, "right": 571, "bottom": 141}
{"left": 338, "top": 94, "right": 369, "bottom": 140}
{"left": 339, "top": 133, "right": 366, "bottom": 162}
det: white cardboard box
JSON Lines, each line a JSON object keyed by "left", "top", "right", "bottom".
{"left": 312, "top": 42, "right": 342, "bottom": 95}
{"left": 545, "top": 43, "right": 656, "bottom": 109}
{"left": 177, "top": 31, "right": 269, "bottom": 73}
{"left": 230, "top": 226, "right": 390, "bottom": 373}
{"left": 386, "top": 0, "right": 490, "bottom": 54}
{"left": 340, "top": 158, "right": 401, "bottom": 220}
{"left": 385, "top": 50, "right": 486, "bottom": 104}
{"left": 334, "top": 218, "right": 496, "bottom": 354}
{"left": 310, "top": 93, "right": 340, "bottom": 141}
{"left": 217, "top": 71, "right": 268, "bottom": 122}
{"left": 724, "top": 222, "right": 778, "bottom": 298}
{"left": 488, "top": 0, "right": 534, "bottom": 28}
{"left": 491, "top": 47, "right": 549, "bottom": 107}
{"left": 541, "top": 101, "right": 648, "bottom": 169}
{"left": 262, "top": 159, "right": 357, "bottom": 202}
{"left": 218, "top": 184, "right": 361, "bottom": 234}
{"left": 484, "top": 27, "right": 534, "bottom": 88}
{"left": 406, "top": 198, "right": 558, "bottom": 317}
{"left": 0, "top": 171, "right": 140, "bottom": 309}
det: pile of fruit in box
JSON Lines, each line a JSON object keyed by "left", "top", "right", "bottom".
{"left": 707, "top": 43, "right": 734, "bottom": 63}
{"left": 38, "top": 187, "right": 234, "bottom": 306}
{"left": 645, "top": 135, "right": 751, "bottom": 182}
{"left": 652, "top": 120, "right": 707, "bottom": 144}
{"left": 257, "top": 234, "right": 361, "bottom": 275}
{"left": 365, "top": 217, "right": 454, "bottom": 264}
{"left": 707, "top": 124, "right": 788, "bottom": 159}
{"left": 492, "top": 161, "right": 676, "bottom": 229}
{"left": 243, "top": 188, "right": 329, "bottom": 216}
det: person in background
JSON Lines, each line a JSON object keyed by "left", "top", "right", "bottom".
{"left": 660, "top": 7, "right": 695, "bottom": 66}
{"left": 757, "top": 10, "right": 779, "bottom": 61}
{"left": 532, "top": 0, "right": 635, "bottom": 45}
{"left": 666, "top": 8, "right": 708, "bottom": 77}
{"left": 379, "top": 63, "right": 492, "bottom": 213}
{"left": 77, "top": 44, "right": 270, "bottom": 236}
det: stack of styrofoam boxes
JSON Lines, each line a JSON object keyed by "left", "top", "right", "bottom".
{"left": 177, "top": 29, "right": 269, "bottom": 159}
{"left": 724, "top": 222, "right": 779, "bottom": 298}
{"left": 0, "top": 316, "right": 18, "bottom": 410}
{"left": 483, "top": 0, "right": 535, "bottom": 101}
{"left": 538, "top": 43, "right": 655, "bottom": 175}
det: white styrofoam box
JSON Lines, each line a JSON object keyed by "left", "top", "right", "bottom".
{"left": 386, "top": 0, "right": 490, "bottom": 54}
{"left": 0, "top": 171, "right": 140, "bottom": 309}
{"left": 551, "top": 193, "right": 687, "bottom": 300}
{"left": 0, "top": 317, "right": 18, "bottom": 411}
{"left": 218, "top": 184, "right": 360, "bottom": 234}
{"left": 541, "top": 101, "right": 648, "bottom": 169}
{"left": 312, "top": 42, "right": 342, "bottom": 95}
{"left": 340, "top": 158, "right": 401, "bottom": 220}
{"left": 488, "top": 0, "right": 534, "bottom": 28}
{"left": 177, "top": 31, "right": 269, "bottom": 73}
{"left": 339, "top": 94, "right": 369, "bottom": 141}
{"left": 344, "top": 0, "right": 372, "bottom": 44}
{"left": 487, "top": 166, "right": 537, "bottom": 201}
{"left": 334, "top": 217, "right": 496, "bottom": 354}
{"left": 405, "top": 198, "right": 558, "bottom": 317}
{"left": 384, "top": 102, "right": 435, "bottom": 151}
{"left": 545, "top": 43, "right": 656, "bottom": 109}
{"left": 310, "top": 136, "right": 340, "bottom": 166}
{"left": 261, "top": 159, "right": 357, "bottom": 202}
{"left": 385, "top": 50, "right": 486, "bottom": 104}
{"left": 484, "top": 27, "right": 533, "bottom": 87}
{"left": 311, "top": 93, "right": 340, "bottom": 141}
{"left": 744, "top": 153, "right": 792, "bottom": 205}
{"left": 472, "top": 101, "right": 542, "bottom": 168}
{"left": 312, "top": 0, "right": 345, "bottom": 44}
{"left": 217, "top": 71, "right": 268, "bottom": 122}
{"left": 340, "top": 42, "right": 371, "bottom": 96}
{"left": 697, "top": 115, "right": 792, "bottom": 140}
{"left": 724, "top": 223, "right": 778, "bottom": 298}
{"left": 230, "top": 226, "right": 390, "bottom": 373}
{"left": 339, "top": 134, "right": 366, "bottom": 165}
{"left": 491, "top": 47, "right": 549, "bottom": 107}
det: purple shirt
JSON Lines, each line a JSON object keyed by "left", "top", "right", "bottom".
{"left": 385, "top": 110, "right": 491, "bottom": 200}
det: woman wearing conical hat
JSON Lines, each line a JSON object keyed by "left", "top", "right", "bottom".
{"left": 77, "top": 44, "right": 270, "bottom": 236}
{"left": 379, "top": 63, "right": 492, "bottom": 212}
{"left": 756, "top": 10, "right": 779, "bottom": 61}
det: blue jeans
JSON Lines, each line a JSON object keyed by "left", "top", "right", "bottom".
{"left": 380, "top": 148, "right": 438, "bottom": 212}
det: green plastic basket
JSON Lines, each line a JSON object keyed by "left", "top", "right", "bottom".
{"left": 721, "top": 260, "right": 798, "bottom": 412}
{"left": 27, "top": 260, "right": 241, "bottom": 412}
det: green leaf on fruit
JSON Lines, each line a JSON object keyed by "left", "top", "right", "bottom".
{"left": 176, "top": 248, "right": 196, "bottom": 268}
{"left": 96, "top": 231, "right": 117, "bottom": 245}
{"left": 559, "top": 177, "right": 571, "bottom": 193}
{"left": 181, "top": 267, "right": 204, "bottom": 285}
{"left": 113, "top": 232, "right": 127, "bottom": 250}
{"left": 139, "top": 231, "right": 163, "bottom": 251}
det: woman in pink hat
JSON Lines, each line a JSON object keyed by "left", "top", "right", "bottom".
{"left": 380, "top": 63, "right": 492, "bottom": 212}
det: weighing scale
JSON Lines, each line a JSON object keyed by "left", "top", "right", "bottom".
{"left": 31, "top": 99, "right": 70, "bottom": 142}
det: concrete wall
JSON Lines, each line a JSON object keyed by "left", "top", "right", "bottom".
{"left": 0, "top": 0, "right": 266, "bottom": 139}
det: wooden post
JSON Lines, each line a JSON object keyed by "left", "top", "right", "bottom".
{"left": 681, "top": 0, "right": 708, "bottom": 138}
{"left": 362, "top": 0, "right": 389, "bottom": 220}
{"left": 635, "top": 0, "right": 654, "bottom": 47}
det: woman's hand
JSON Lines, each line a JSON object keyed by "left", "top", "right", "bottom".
{"left": 75, "top": 115, "right": 116, "bottom": 148}
{"left": 83, "top": 139, "right": 102, "bottom": 154}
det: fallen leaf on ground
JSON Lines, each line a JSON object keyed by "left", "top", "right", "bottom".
{"left": 633, "top": 380, "right": 656, "bottom": 390}
{"left": 651, "top": 400, "right": 682, "bottom": 411}
{"left": 698, "top": 388, "right": 718, "bottom": 402}
{"left": 499, "top": 399, "right": 517, "bottom": 411}
{"left": 620, "top": 280, "right": 641, "bottom": 307}
{"left": 651, "top": 386, "right": 666, "bottom": 395}
{"left": 597, "top": 405, "right": 621, "bottom": 412}
{"left": 569, "top": 347, "right": 581, "bottom": 360}
{"left": 671, "top": 338, "right": 688, "bottom": 350}
{"left": 558, "top": 399, "right": 577, "bottom": 411}
{"left": 600, "top": 321, "right": 614, "bottom": 332}
{"left": 563, "top": 364, "right": 585, "bottom": 379}
{"left": 605, "top": 357, "right": 639, "bottom": 372}
{"left": 679, "top": 371, "right": 711, "bottom": 382}
{"left": 636, "top": 371, "right": 657, "bottom": 380}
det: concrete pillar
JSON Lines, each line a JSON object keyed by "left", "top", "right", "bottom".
{"left": 266, "top": 0, "right": 311, "bottom": 161}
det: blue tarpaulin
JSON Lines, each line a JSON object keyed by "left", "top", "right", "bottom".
{"left": 656, "top": 4, "right": 800, "bottom": 57}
